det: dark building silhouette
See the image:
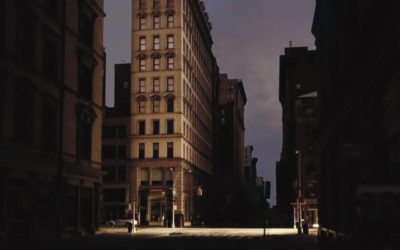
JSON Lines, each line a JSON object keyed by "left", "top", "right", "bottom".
{"left": 0, "top": 0, "right": 105, "bottom": 245}
{"left": 277, "top": 47, "right": 319, "bottom": 227}
{"left": 214, "top": 73, "right": 247, "bottom": 225}
{"left": 312, "top": 1, "right": 400, "bottom": 249}
{"left": 113, "top": 63, "right": 131, "bottom": 116}
{"left": 101, "top": 64, "right": 131, "bottom": 222}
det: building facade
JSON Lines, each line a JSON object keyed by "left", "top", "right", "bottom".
{"left": 0, "top": 0, "right": 105, "bottom": 243}
{"left": 312, "top": 1, "right": 400, "bottom": 248}
{"left": 278, "top": 47, "right": 319, "bottom": 228}
{"left": 101, "top": 64, "right": 131, "bottom": 222}
{"left": 130, "top": 0, "right": 217, "bottom": 227}
{"left": 215, "top": 73, "right": 247, "bottom": 225}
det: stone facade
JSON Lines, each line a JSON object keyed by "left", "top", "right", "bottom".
{"left": 0, "top": 0, "right": 105, "bottom": 243}
{"left": 130, "top": 0, "right": 218, "bottom": 226}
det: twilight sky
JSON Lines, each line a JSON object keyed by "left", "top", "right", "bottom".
{"left": 104, "top": 0, "right": 316, "bottom": 205}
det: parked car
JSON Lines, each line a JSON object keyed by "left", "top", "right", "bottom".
{"left": 106, "top": 218, "right": 138, "bottom": 227}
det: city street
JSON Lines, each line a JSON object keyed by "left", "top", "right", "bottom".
{"left": 39, "top": 227, "right": 318, "bottom": 250}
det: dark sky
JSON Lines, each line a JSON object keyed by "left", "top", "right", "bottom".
{"left": 104, "top": 0, "right": 316, "bottom": 205}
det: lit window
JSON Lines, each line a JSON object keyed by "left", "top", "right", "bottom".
{"left": 167, "top": 35, "right": 174, "bottom": 49}
{"left": 139, "top": 100, "right": 146, "bottom": 113}
{"left": 153, "top": 36, "right": 160, "bottom": 50}
{"left": 139, "top": 78, "right": 146, "bottom": 93}
{"left": 167, "top": 57, "right": 174, "bottom": 69}
{"left": 167, "top": 77, "right": 174, "bottom": 91}
{"left": 167, "top": 15, "right": 174, "bottom": 28}
{"left": 153, "top": 16, "right": 160, "bottom": 29}
{"left": 153, "top": 78, "right": 160, "bottom": 92}
{"left": 139, "top": 59, "right": 146, "bottom": 71}
{"left": 139, "top": 17, "right": 146, "bottom": 30}
{"left": 153, "top": 58, "right": 160, "bottom": 70}
{"left": 139, "top": 36, "right": 146, "bottom": 51}
{"left": 153, "top": 99, "right": 160, "bottom": 113}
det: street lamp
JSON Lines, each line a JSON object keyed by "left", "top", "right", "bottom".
{"left": 170, "top": 168, "right": 192, "bottom": 228}
{"left": 131, "top": 196, "right": 136, "bottom": 234}
{"left": 295, "top": 150, "right": 302, "bottom": 231}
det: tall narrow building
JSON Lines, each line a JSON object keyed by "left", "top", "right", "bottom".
{"left": 215, "top": 73, "right": 247, "bottom": 225}
{"left": 130, "top": 0, "right": 218, "bottom": 226}
{"left": 278, "top": 46, "right": 319, "bottom": 227}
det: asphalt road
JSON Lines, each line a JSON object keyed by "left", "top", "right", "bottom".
{"left": 6, "top": 228, "right": 319, "bottom": 250}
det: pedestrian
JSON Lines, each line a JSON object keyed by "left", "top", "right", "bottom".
{"left": 302, "top": 217, "right": 309, "bottom": 235}
{"left": 296, "top": 222, "right": 302, "bottom": 235}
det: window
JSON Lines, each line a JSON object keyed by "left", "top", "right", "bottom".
{"left": 167, "top": 77, "right": 174, "bottom": 91}
{"left": 167, "top": 98, "right": 174, "bottom": 112}
{"left": 118, "top": 126, "right": 127, "bottom": 138}
{"left": 167, "top": 56, "right": 174, "bottom": 69}
{"left": 77, "top": 119, "right": 92, "bottom": 160}
{"left": 14, "top": 81, "right": 34, "bottom": 143}
{"left": 153, "top": 120, "right": 160, "bottom": 135}
{"left": 16, "top": 16, "right": 35, "bottom": 66}
{"left": 103, "top": 166, "right": 116, "bottom": 182}
{"left": 167, "top": 0, "right": 174, "bottom": 8}
{"left": 139, "top": 59, "right": 146, "bottom": 71}
{"left": 139, "top": 0, "right": 146, "bottom": 10}
{"left": 151, "top": 168, "right": 162, "bottom": 186}
{"left": 43, "top": 32, "right": 60, "bottom": 82}
{"left": 117, "top": 145, "right": 126, "bottom": 158}
{"left": 165, "top": 170, "right": 173, "bottom": 185}
{"left": 43, "top": 0, "right": 61, "bottom": 20}
{"left": 167, "top": 142, "right": 173, "bottom": 158}
{"left": 139, "top": 143, "right": 145, "bottom": 159}
{"left": 153, "top": 78, "right": 160, "bottom": 92}
{"left": 140, "top": 168, "right": 149, "bottom": 185}
{"left": 117, "top": 166, "right": 127, "bottom": 182}
{"left": 153, "top": 99, "right": 160, "bottom": 113}
{"left": 167, "top": 120, "right": 174, "bottom": 134}
{"left": 139, "top": 17, "right": 146, "bottom": 30}
{"left": 102, "top": 189, "right": 125, "bottom": 202}
{"left": 167, "top": 35, "right": 174, "bottom": 49}
{"left": 139, "top": 78, "right": 146, "bottom": 93}
{"left": 41, "top": 98, "right": 58, "bottom": 151}
{"left": 139, "top": 100, "right": 146, "bottom": 113}
{"left": 79, "top": 6, "right": 95, "bottom": 46}
{"left": 102, "top": 126, "right": 116, "bottom": 139}
{"left": 153, "top": 58, "right": 160, "bottom": 70}
{"left": 102, "top": 146, "right": 116, "bottom": 159}
{"left": 153, "top": 16, "right": 160, "bottom": 29}
{"left": 153, "top": 143, "right": 159, "bottom": 159}
{"left": 153, "top": 0, "right": 160, "bottom": 9}
{"left": 167, "top": 14, "right": 174, "bottom": 28}
{"left": 76, "top": 107, "right": 96, "bottom": 161}
{"left": 138, "top": 120, "right": 146, "bottom": 135}
{"left": 78, "top": 65, "right": 93, "bottom": 100}
{"left": 139, "top": 36, "right": 146, "bottom": 51}
{"left": 153, "top": 36, "right": 160, "bottom": 50}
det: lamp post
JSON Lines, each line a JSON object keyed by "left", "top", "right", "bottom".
{"left": 295, "top": 150, "right": 302, "bottom": 231}
{"left": 169, "top": 168, "right": 191, "bottom": 228}
{"left": 131, "top": 196, "right": 136, "bottom": 234}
